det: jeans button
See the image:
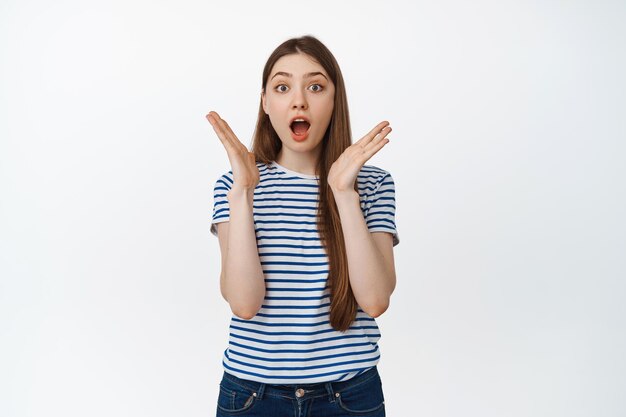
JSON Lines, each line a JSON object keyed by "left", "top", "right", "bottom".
{"left": 295, "top": 388, "right": 304, "bottom": 398}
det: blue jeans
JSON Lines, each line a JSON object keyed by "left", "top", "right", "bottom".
{"left": 215, "top": 366, "right": 386, "bottom": 416}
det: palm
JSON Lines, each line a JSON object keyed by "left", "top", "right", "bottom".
{"left": 206, "top": 111, "right": 260, "bottom": 189}
{"left": 328, "top": 121, "right": 392, "bottom": 193}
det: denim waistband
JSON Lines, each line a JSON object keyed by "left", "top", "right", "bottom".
{"left": 220, "top": 366, "right": 380, "bottom": 401}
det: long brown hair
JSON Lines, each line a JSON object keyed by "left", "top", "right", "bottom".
{"left": 251, "top": 35, "right": 359, "bottom": 332}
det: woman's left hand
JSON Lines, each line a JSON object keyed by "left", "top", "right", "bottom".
{"left": 328, "top": 121, "right": 392, "bottom": 194}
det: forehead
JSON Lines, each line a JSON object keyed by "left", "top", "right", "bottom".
{"left": 269, "top": 53, "right": 329, "bottom": 79}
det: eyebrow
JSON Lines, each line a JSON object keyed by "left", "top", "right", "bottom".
{"left": 270, "top": 71, "right": 328, "bottom": 81}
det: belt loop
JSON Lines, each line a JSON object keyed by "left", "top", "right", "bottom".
{"left": 325, "top": 382, "right": 336, "bottom": 403}
{"left": 255, "top": 382, "right": 266, "bottom": 400}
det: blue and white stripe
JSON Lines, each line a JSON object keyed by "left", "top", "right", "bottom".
{"left": 210, "top": 160, "right": 399, "bottom": 384}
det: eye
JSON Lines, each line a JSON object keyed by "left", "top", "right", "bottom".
{"left": 274, "top": 83, "right": 324, "bottom": 93}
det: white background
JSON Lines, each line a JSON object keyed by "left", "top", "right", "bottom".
{"left": 1, "top": 1, "right": 625, "bottom": 416}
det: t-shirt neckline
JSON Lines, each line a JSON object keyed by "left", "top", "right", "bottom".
{"left": 271, "top": 161, "right": 319, "bottom": 180}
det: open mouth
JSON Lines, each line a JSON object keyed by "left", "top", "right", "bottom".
{"left": 290, "top": 120, "right": 311, "bottom": 135}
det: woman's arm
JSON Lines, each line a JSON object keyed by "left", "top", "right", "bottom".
{"left": 207, "top": 111, "right": 264, "bottom": 320}
{"left": 333, "top": 190, "right": 397, "bottom": 318}
{"left": 325, "top": 120, "right": 396, "bottom": 318}
{"left": 217, "top": 186, "right": 265, "bottom": 320}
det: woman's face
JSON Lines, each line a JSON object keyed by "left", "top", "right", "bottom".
{"left": 262, "top": 53, "right": 335, "bottom": 154}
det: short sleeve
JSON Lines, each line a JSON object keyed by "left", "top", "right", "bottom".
{"left": 210, "top": 173, "right": 233, "bottom": 237}
{"left": 365, "top": 172, "right": 400, "bottom": 247}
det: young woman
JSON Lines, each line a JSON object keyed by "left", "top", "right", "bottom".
{"left": 207, "top": 35, "right": 400, "bottom": 417}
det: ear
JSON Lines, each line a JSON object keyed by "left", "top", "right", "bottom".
{"left": 261, "top": 89, "right": 268, "bottom": 115}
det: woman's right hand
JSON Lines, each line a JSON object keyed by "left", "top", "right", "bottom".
{"left": 206, "top": 111, "right": 260, "bottom": 192}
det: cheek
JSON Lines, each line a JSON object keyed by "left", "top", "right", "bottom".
{"left": 266, "top": 111, "right": 287, "bottom": 135}
{"left": 268, "top": 115, "right": 282, "bottom": 132}
{"left": 267, "top": 97, "right": 289, "bottom": 115}
{"left": 264, "top": 100, "right": 280, "bottom": 122}
{"left": 322, "top": 98, "right": 335, "bottom": 119}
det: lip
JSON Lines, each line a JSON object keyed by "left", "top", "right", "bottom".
{"left": 289, "top": 115, "right": 311, "bottom": 125}
{"left": 290, "top": 129, "right": 309, "bottom": 142}
{"left": 289, "top": 115, "right": 311, "bottom": 142}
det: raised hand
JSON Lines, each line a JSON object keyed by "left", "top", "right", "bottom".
{"left": 328, "top": 121, "right": 392, "bottom": 193}
{"left": 206, "top": 111, "right": 260, "bottom": 191}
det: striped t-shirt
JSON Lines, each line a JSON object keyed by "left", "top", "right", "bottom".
{"left": 210, "top": 160, "right": 399, "bottom": 384}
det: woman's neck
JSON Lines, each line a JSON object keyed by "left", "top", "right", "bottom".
{"left": 275, "top": 149, "right": 320, "bottom": 176}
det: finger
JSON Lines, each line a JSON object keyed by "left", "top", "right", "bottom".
{"left": 364, "top": 127, "right": 392, "bottom": 151}
{"left": 206, "top": 112, "right": 228, "bottom": 142}
{"left": 207, "top": 111, "right": 233, "bottom": 139}
{"left": 211, "top": 112, "right": 249, "bottom": 152}
{"left": 355, "top": 121, "right": 390, "bottom": 146}
{"left": 206, "top": 112, "right": 235, "bottom": 151}
{"left": 206, "top": 111, "right": 229, "bottom": 138}
{"left": 206, "top": 112, "right": 244, "bottom": 153}
{"left": 221, "top": 119, "right": 248, "bottom": 152}
{"left": 359, "top": 136, "right": 390, "bottom": 162}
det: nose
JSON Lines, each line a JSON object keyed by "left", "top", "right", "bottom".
{"left": 291, "top": 88, "right": 308, "bottom": 110}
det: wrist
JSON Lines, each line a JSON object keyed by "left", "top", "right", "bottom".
{"left": 227, "top": 186, "right": 254, "bottom": 202}
{"left": 332, "top": 189, "right": 359, "bottom": 202}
